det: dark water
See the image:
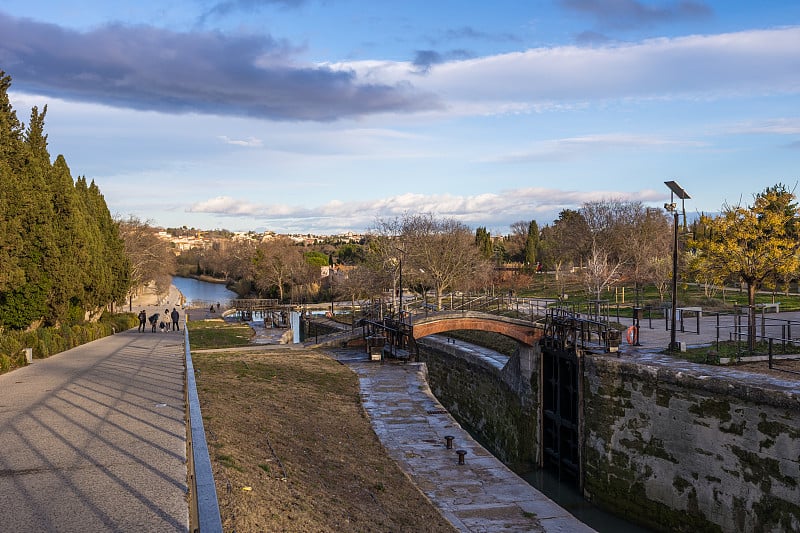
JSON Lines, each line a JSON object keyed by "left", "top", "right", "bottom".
{"left": 171, "top": 277, "right": 238, "bottom": 307}
{"left": 521, "top": 468, "right": 653, "bottom": 532}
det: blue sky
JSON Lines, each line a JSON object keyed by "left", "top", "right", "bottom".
{"left": 2, "top": 1, "right": 799, "bottom": 234}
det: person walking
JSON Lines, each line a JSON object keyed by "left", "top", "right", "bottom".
{"left": 170, "top": 308, "right": 180, "bottom": 331}
{"left": 138, "top": 310, "right": 147, "bottom": 332}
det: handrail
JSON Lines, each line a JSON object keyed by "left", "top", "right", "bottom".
{"left": 184, "top": 324, "right": 223, "bottom": 533}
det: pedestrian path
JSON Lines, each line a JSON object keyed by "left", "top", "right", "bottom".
{"left": 618, "top": 309, "right": 800, "bottom": 355}
{"left": 0, "top": 329, "right": 188, "bottom": 532}
{"left": 330, "top": 348, "right": 594, "bottom": 533}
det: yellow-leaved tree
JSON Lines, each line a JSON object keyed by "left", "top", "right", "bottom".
{"left": 690, "top": 184, "right": 800, "bottom": 353}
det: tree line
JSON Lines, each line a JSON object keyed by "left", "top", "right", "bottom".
{"left": 0, "top": 71, "right": 130, "bottom": 331}
{"left": 179, "top": 183, "right": 800, "bottom": 355}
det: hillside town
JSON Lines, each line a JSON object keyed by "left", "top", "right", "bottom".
{"left": 155, "top": 228, "right": 367, "bottom": 252}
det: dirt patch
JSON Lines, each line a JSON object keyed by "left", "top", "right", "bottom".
{"left": 731, "top": 358, "right": 800, "bottom": 380}
{"left": 193, "top": 348, "right": 457, "bottom": 533}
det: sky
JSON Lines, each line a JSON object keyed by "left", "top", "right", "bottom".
{"left": 2, "top": 1, "right": 799, "bottom": 235}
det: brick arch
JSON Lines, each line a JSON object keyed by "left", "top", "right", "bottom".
{"left": 412, "top": 312, "right": 542, "bottom": 347}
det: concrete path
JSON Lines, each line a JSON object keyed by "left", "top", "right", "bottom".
{"left": 330, "top": 348, "right": 594, "bottom": 533}
{"left": 614, "top": 309, "right": 800, "bottom": 355}
{"left": 0, "top": 329, "right": 188, "bottom": 532}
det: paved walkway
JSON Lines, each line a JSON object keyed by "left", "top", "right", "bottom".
{"left": 0, "top": 329, "right": 188, "bottom": 532}
{"left": 613, "top": 309, "right": 800, "bottom": 356}
{"left": 330, "top": 348, "right": 594, "bottom": 533}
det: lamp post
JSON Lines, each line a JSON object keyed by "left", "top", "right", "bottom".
{"left": 393, "top": 246, "right": 405, "bottom": 324}
{"left": 664, "top": 181, "right": 690, "bottom": 353}
{"left": 398, "top": 253, "right": 403, "bottom": 323}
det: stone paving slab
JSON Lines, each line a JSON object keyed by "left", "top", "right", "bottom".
{"left": 331, "top": 349, "right": 595, "bottom": 533}
{"left": 0, "top": 329, "right": 188, "bottom": 532}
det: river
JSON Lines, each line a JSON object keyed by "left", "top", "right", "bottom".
{"left": 172, "top": 276, "right": 238, "bottom": 307}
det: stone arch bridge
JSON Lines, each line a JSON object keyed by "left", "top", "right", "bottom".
{"left": 406, "top": 311, "right": 546, "bottom": 400}
{"left": 411, "top": 311, "right": 543, "bottom": 347}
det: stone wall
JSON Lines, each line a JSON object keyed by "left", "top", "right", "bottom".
{"left": 416, "top": 336, "right": 799, "bottom": 532}
{"left": 416, "top": 338, "right": 540, "bottom": 470}
{"left": 582, "top": 354, "right": 800, "bottom": 532}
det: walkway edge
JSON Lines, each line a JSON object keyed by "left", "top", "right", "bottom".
{"left": 185, "top": 325, "right": 223, "bottom": 533}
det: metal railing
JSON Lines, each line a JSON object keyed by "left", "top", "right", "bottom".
{"left": 184, "top": 324, "right": 223, "bottom": 533}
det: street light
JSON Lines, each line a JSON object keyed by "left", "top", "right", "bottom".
{"left": 394, "top": 246, "right": 405, "bottom": 324}
{"left": 664, "top": 180, "right": 690, "bottom": 352}
{"left": 398, "top": 253, "right": 403, "bottom": 323}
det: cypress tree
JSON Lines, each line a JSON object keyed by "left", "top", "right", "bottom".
{"left": 524, "top": 220, "right": 539, "bottom": 266}
{"left": 46, "top": 155, "right": 91, "bottom": 323}
{"left": 475, "top": 227, "right": 493, "bottom": 259}
{"left": 0, "top": 71, "right": 25, "bottom": 294}
{"left": 0, "top": 71, "right": 130, "bottom": 328}
{"left": 0, "top": 92, "right": 57, "bottom": 328}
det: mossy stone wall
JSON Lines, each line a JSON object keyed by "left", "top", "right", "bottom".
{"left": 416, "top": 339, "right": 539, "bottom": 470}
{"left": 414, "top": 337, "right": 799, "bottom": 532}
{"left": 583, "top": 356, "right": 800, "bottom": 532}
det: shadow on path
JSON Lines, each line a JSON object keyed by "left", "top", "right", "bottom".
{"left": 0, "top": 329, "right": 188, "bottom": 532}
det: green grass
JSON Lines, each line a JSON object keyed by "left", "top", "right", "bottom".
{"left": 216, "top": 453, "right": 244, "bottom": 472}
{"left": 187, "top": 319, "right": 255, "bottom": 349}
{"left": 516, "top": 276, "right": 800, "bottom": 314}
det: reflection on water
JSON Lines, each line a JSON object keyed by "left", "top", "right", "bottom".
{"left": 521, "top": 468, "right": 653, "bottom": 532}
{"left": 172, "top": 277, "right": 238, "bottom": 307}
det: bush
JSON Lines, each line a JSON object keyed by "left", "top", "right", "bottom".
{"left": 101, "top": 311, "right": 138, "bottom": 333}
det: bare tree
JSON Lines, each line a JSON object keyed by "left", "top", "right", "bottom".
{"left": 616, "top": 205, "right": 672, "bottom": 304}
{"left": 579, "top": 199, "right": 677, "bottom": 305}
{"left": 364, "top": 219, "right": 404, "bottom": 314}
{"left": 117, "top": 216, "right": 175, "bottom": 298}
{"left": 218, "top": 239, "right": 256, "bottom": 281}
{"left": 368, "top": 213, "right": 491, "bottom": 311}
{"left": 400, "top": 213, "right": 489, "bottom": 310}
{"left": 505, "top": 220, "right": 530, "bottom": 262}
{"left": 335, "top": 264, "right": 381, "bottom": 319}
{"left": 539, "top": 209, "right": 591, "bottom": 297}
{"left": 251, "top": 237, "right": 306, "bottom": 302}
{"left": 583, "top": 242, "right": 625, "bottom": 302}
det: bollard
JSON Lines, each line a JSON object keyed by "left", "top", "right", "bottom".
{"left": 445, "top": 436, "right": 454, "bottom": 450}
{"left": 24, "top": 348, "right": 33, "bottom": 364}
{"left": 456, "top": 449, "right": 467, "bottom": 465}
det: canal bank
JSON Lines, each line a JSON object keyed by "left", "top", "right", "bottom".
{"left": 329, "top": 346, "right": 594, "bottom": 533}
{"left": 414, "top": 336, "right": 650, "bottom": 532}
{"left": 412, "top": 333, "right": 800, "bottom": 532}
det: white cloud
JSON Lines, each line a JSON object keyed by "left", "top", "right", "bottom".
{"left": 332, "top": 27, "right": 800, "bottom": 118}
{"left": 218, "top": 135, "right": 263, "bottom": 147}
{"left": 187, "top": 187, "right": 668, "bottom": 233}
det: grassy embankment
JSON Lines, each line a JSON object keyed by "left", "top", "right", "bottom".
{"left": 187, "top": 318, "right": 456, "bottom": 532}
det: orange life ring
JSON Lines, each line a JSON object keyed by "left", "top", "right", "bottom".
{"left": 626, "top": 325, "right": 637, "bottom": 345}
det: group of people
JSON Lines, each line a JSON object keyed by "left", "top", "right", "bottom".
{"left": 137, "top": 307, "right": 181, "bottom": 333}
